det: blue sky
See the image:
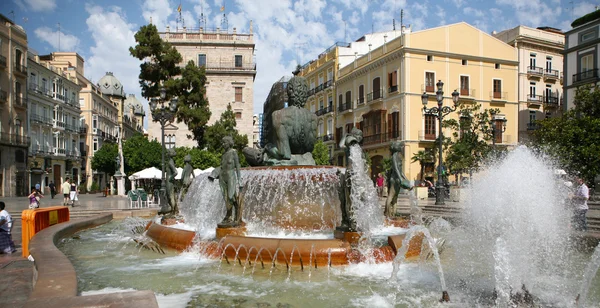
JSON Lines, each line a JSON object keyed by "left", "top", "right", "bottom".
{"left": 3, "top": 0, "right": 600, "bottom": 122}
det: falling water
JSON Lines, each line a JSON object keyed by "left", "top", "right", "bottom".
{"left": 390, "top": 225, "right": 447, "bottom": 294}
{"left": 577, "top": 244, "right": 600, "bottom": 308}
{"left": 347, "top": 145, "right": 384, "bottom": 234}
{"left": 449, "top": 146, "right": 574, "bottom": 304}
{"left": 180, "top": 167, "right": 343, "bottom": 238}
{"left": 408, "top": 190, "right": 423, "bottom": 225}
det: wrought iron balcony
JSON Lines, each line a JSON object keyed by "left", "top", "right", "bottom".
{"left": 363, "top": 131, "right": 402, "bottom": 146}
{"left": 338, "top": 102, "right": 352, "bottom": 112}
{"left": 527, "top": 94, "right": 543, "bottom": 104}
{"left": 544, "top": 69, "right": 559, "bottom": 79}
{"left": 357, "top": 96, "right": 365, "bottom": 106}
{"left": 323, "top": 80, "right": 333, "bottom": 89}
{"left": 388, "top": 85, "right": 398, "bottom": 93}
{"left": 31, "top": 114, "right": 52, "bottom": 126}
{"left": 366, "top": 88, "right": 383, "bottom": 103}
{"left": 307, "top": 88, "right": 315, "bottom": 97}
{"left": 14, "top": 62, "right": 26, "bottom": 75}
{"left": 314, "top": 83, "right": 324, "bottom": 94}
{"left": 315, "top": 105, "right": 333, "bottom": 116}
{"left": 321, "top": 134, "right": 334, "bottom": 142}
{"left": 0, "top": 133, "right": 30, "bottom": 147}
{"left": 573, "top": 69, "right": 599, "bottom": 84}
{"left": 490, "top": 91, "right": 508, "bottom": 100}
{"left": 14, "top": 93, "right": 24, "bottom": 107}
{"left": 544, "top": 95, "right": 559, "bottom": 108}
{"left": 527, "top": 66, "right": 543, "bottom": 76}
{"left": 79, "top": 127, "right": 88, "bottom": 134}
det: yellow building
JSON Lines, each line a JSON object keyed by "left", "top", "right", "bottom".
{"left": 335, "top": 22, "right": 519, "bottom": 182}
{"left": 299, "top": 31, "right": 407, "bottom": 160}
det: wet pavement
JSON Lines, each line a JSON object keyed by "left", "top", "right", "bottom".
{"left": 0, "top": 193, "right": 157, "bottom": 307}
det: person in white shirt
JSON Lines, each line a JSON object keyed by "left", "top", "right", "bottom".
{"left": 0, "top": 201, "right": 16, "bottom": 254}
{"left": 572, "top": 177, "right": 589, "bottom": 231}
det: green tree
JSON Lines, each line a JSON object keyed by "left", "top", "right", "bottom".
{"left": 129, "top": 24, "right": 211, "bottom": 147}
{"left": 122, "top": 134, "right": 162, "bottom": 175}
{"left": 91, "top": 143, "right": 118, "bottom": 178}
{"left": 204, "top": 103, "right": 249, "bottom": 154}
{"left": 411, "top": 149, "right": 434, "bottom": 182}
{"left": 174, "top": 147, "right": 221, "bottom": 170}
{"left": 312, "top": 139, "right": 330, "bottom": 165}
{"left": 443, "top": 103, "right": 496, "bottom": 180}
{"left": 532, "top": 85, "right": 600, "bottom": 184}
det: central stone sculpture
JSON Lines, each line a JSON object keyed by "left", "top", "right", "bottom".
{"left": 243, "top": 70, "right": 317, "bottom": 166}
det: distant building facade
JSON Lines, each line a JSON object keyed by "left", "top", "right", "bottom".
{"left": 563, "top": 11, "right": 600, "bottom": 110}
{"left": 494, "top": 25, "right": 564, "bottom": 143}
{"left": 334, "top": 22, "right": 519, "bottom": 181}
{"left": 261, "top": 76, "right": 290, "bottom": 147}
{"left": 0, "top": 15, "right": 29, "bottom": 196}
{"left": 148, "top": 23, "right": 256, "bottom": 148}
{"left": 28, "top": 50, "right": 83, "bottom": 192}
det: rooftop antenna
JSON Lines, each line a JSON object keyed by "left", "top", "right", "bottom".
{"left": 199, "top": 1, "right": 206, "bottom": 30}
{"left": 220, "top": 3, "right": 228, "bottom": 32}
{"left": 344, "top": 20, "right": 347, "bottom": 42}
{"left": 176, "top": 1, "right": 184, "bottom": 29}
{"left": 9, "top": 10, "right": 14, "bottom": 21}
{"left": 401, "top": 9, "right": 404, "bottom": 29}
{"left": 393, "top": 0, "right": 396, "bottom": 30}
{"left": 57, "top": 22, "right": 61, "bottom": 52}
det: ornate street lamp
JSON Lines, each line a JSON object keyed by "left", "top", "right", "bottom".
{"left": 422, "top": 80, "right": 459, "bottom": 205}
{"left": 150, "top": 86, "right": 178, "bottom": 214}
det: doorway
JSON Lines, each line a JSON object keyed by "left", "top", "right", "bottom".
{"left": 54, "top": 164, "right": 62, "bottom": 185}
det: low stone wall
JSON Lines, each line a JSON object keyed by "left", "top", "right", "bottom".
{"left": 25, "top": 214, "right": 159, "bottom": 308}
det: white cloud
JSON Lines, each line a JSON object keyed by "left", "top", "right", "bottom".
{"left": 463, "top": 7, "right": 485, "bottom": 18}
{"left": 572, "top": 1, "right": 597, "bottom": 19}
{"left": 141, "top": 0, "right": 173, "bottom": 31}
{"left": 449, "top": 0, "right": 466, "bottom": 8}
{"left": 33, "top": 26, "right": 80, "bottom": 51}
{"left": 13, "top": 0, "right": 56, "bottom": 12}
{"left": 495, "top": 0, "right": 562, "bottom": 27}
{"left": 84, "top": 4, "right": 145, "bottom": 120}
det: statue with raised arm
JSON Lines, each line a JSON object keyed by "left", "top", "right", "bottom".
{"left": 166, "top": 148, "right": 178, "bottom": 213}
{"left": 337, "top": 127, "right": 364, "bottom": 231}
{"left": 218, "top": 136, "right": 243, "bottom": 227}
{"left": 385, "top": 141, "right": 413, "bottom": 217}
{"left": 179, "top": 154, "right": 195, "bottom": 201}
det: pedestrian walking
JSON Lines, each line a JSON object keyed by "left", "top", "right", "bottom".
{"left": 571, "top": 177, "right": 589, "bottom": 231}
{"left": 62, "top": 178, "right": 71, "bottom": 206}
{"left": 376, "top": 173, "right": 385, "bottom": 198}
{"left": 69, "top": 180, "right": 79, "bottom": 207}
{"left": 0, "top": 201, "right": 16, "bottom": 254}
{"left": 49, "top": 181, "right": 56, "bottom": 199}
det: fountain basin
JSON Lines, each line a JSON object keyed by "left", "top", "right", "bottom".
{"left": 144, "top": 220, "right": 425, "bottom": 266}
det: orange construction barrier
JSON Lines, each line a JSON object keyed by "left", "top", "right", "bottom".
{"left": 21, "top": 206, "right": 70, "bottom": 257}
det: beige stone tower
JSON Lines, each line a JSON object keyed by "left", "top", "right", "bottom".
{"left": 148, "top": 23, "right": 256, "bottom": 148}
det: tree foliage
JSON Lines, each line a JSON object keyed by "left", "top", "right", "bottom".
{"left": 129, "top": 24, "right": 211, "bottom": 147}
{"left": 122, "top": 134, "right": 162, "bottom": 175}
{"left": 204, "top": 103, "right": 249, "bottom": 154}
{"left": 173, "top": 147, "right": 221, "bottom": 170}
{"left": 532, "top": 85, "right": 600, "bottom": 185}
{"left": 411, "top": 149, "right": 435, "bottom": 182}
{"left": 91, "top": 143, "right": 118, "bottom": 176}
{"left": 312, "top": 139, "right": 330, "bottom": 165}
{"left": 443, "top": 103, "right": 497, "bottom": 178}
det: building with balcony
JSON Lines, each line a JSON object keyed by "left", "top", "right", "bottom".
{"left": 28, "top": 50, "right": 83, "bottom": 191}
{"left": 299, "top": 29, "right": 408, "bottom": 162}
{"left": 0, "top": 14, "right": 29, "bottom": 196}
{"left": 38, "top": 52, "right": 120, "bottom": 190}
{"left": 563, "top": 10, "right": 600, "bottom": 110}
{"left": 335, "top": 22, "right": 519, "bottom": 181}
{"left": 493, "top": 25, "right": 564, "bottom": 143}
{"left": 123, "top": 94, "right": 145, "bottom": 140}
{"left": 147, "top": 23, "right": 256, "bottom": 148}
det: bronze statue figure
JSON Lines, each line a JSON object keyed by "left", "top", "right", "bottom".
{"left": 166, "top": 148, "right": 178, "bottom": 212}
{"left": 337, "top": 127, "right": 364, "bottom": 231}
{"left": 385, "top": 141, "right": 413, "bottom": 217}
{"left": 218, "top": 136, "right": 243, "bottom": 227}
{"left": 242, "top": 71, "right": 317, "bottom": 166}
{"left": 179, "top": 154, "right": 195, "bottom": 201}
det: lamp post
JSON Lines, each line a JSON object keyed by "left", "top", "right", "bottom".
{"left": 422, "top": 80, "right": 459, "bottom": 205}
{"left": 150, "top": 86, "right": 178, "bottom": 214}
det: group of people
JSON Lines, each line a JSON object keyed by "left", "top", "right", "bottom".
{"left": 26, "top": 178, "right": 79, "bottom": 209}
